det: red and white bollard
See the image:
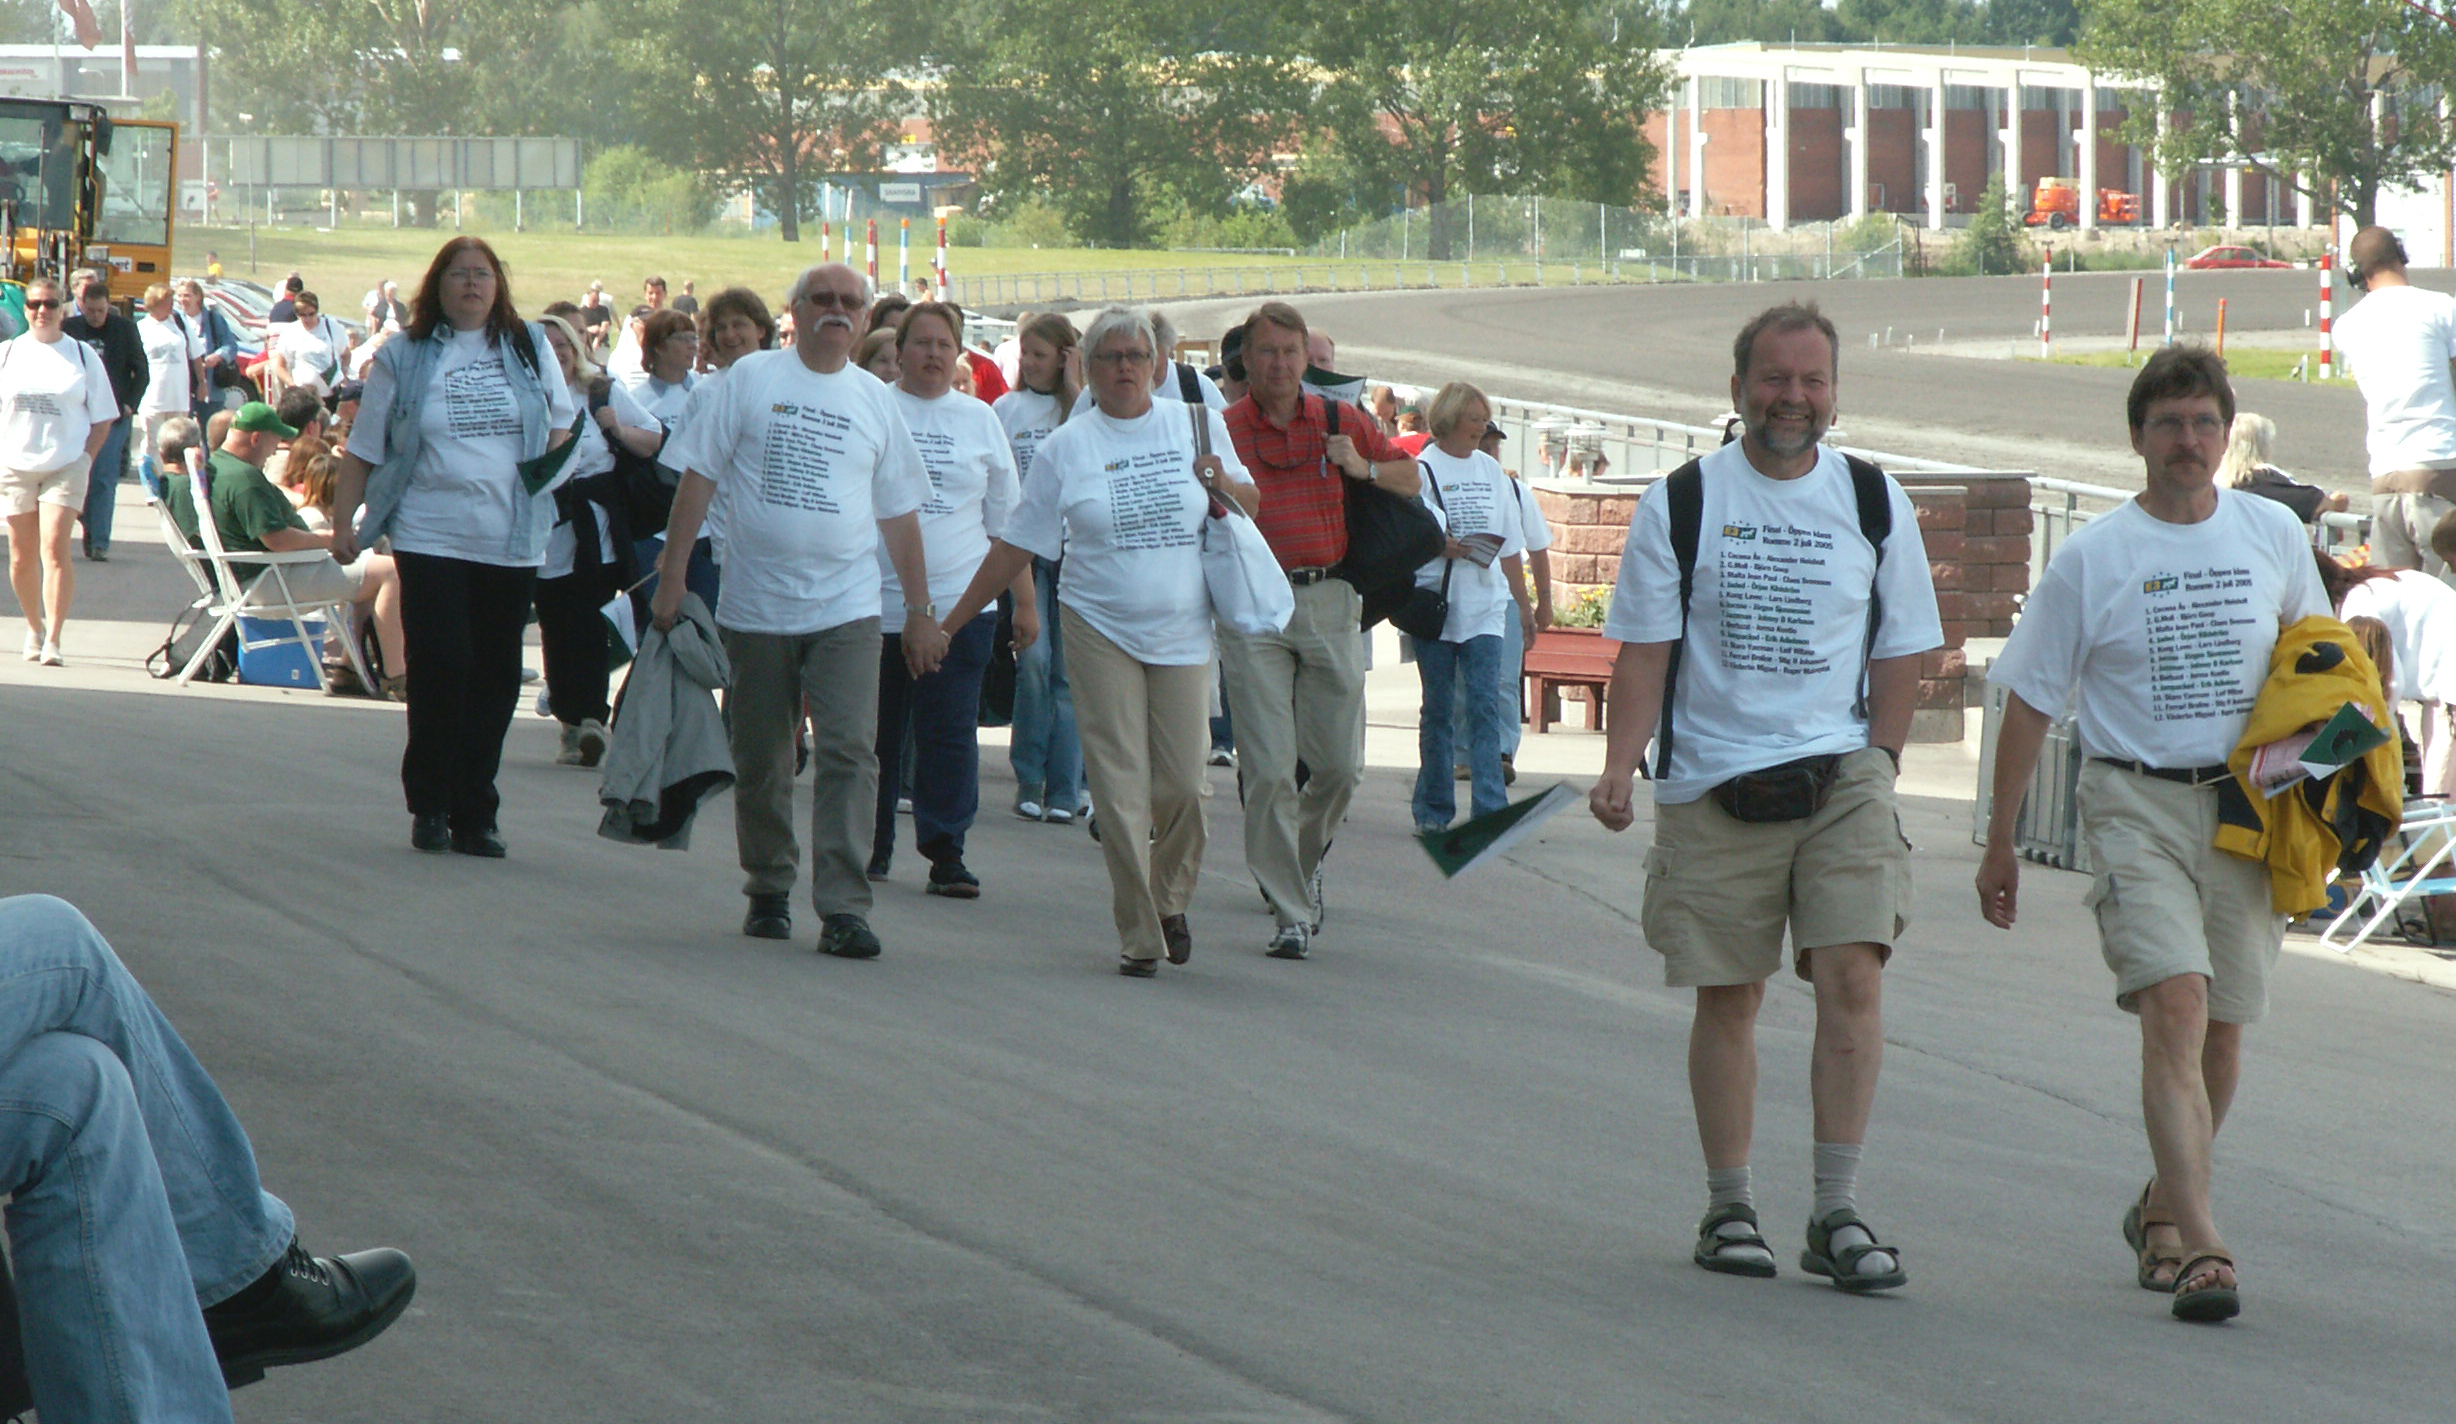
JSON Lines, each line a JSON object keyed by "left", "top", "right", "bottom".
{"left": 935, "top": 215, "right": 949, "bottom": 299}
{"left": 821, "top": 220, "right": 832, "bottom": 264}
{"left": 2320, "top": 247, "right": 2335, "bottom": 379}
{"left": 865, "top": 219, "right": 879, "bottom": 285}
{"left": 2040, "top": 248, "right": 2053, "bottom": 358}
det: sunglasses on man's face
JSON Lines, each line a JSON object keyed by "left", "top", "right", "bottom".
{"left": 23, "top": 299, "right": 60, "bottom": 310}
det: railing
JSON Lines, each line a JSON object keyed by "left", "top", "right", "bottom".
{"left": 1448, "top": 398, "right": 1987, "bottom": 491}
{"left": 2031, "top": 477, "right": 2370, "bottom": 587}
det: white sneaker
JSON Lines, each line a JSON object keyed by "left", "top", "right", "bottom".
{"left": 37, "top": 640, "right": 62, "bottom": 667}
{"left": 575, "top": 718, "right": 609, "bottom": 768}
{"left": 20, "top": 630, "right": 38, "bottom": 662}
{"left": 1015, "top": 799, "right": 1045, "bottom": 821}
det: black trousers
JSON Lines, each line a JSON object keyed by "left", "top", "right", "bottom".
{"left": 396, "top": 551, "right": 537, "bottom": 830}
{"left": 534, "top": 566, "right": 621, "bottom": 728}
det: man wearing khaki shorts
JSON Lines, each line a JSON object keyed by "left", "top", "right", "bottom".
{"left": 2332, "top": 226, "right": 2456, "bottom": 579}
{"left": 1980, "top": 346, "right": 2330, "bottom": 1324}
{"left": 1590, "top": 302, "right": 1941, "bottom": 1293}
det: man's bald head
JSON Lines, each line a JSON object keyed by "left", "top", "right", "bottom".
{"left": 2349, "top": 226, "right": 2408, "bottom": 287}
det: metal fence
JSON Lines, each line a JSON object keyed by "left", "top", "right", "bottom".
{"left": 1308, "top": 196, "right": 1909, "bottom": 283}
{"left": 955, "top": 259, "right": 1688, "bottom": 309}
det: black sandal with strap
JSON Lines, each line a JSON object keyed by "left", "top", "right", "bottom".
{"left": 2122, "top": 1179, "right": 2183, "bottom": 1293}
{"left": 2171, "top": 1251, "right": 2240, "bottom": 1323}
{"left": 1693, "top": 1203, "right": 1777, "bottom": 1278}
{"left": 1801, "top": 1208, "right": 1909, "bottom": 1294}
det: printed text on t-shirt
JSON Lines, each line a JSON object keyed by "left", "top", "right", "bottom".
{"left": 2141, "top": 564, "right": 2262, "bottom": 723}
{"left": 755, "top": 401, "right": 864, "bottom": 514}
{"left": 443, "top": 359, "right": 519, "bottom": 440}
{"left": 1712, "top": 521, "right": 1843, "bottom": 676}
{"left": 1104, "top": 449, "right": 1198, "bottom": 550}
{"left": 911, "top": 425, "right": 959, "bottom": 516}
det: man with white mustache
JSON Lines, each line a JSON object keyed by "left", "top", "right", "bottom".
{"left": 653, "top": 262, "right": 947, "bottom": 961}
{"left": 1588, "top": 302, "right": 1941, "bottom": 1295}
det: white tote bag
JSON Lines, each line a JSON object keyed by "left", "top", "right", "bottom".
{"left": 1185, "top": 401, "right": 1293, "bottom": 637}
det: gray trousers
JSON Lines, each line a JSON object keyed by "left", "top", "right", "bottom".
{"left": 722, "top": 619, "right": 882, "bottom": 917}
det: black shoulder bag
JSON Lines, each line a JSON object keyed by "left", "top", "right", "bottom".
{"left": 1387, "top": 461, "right": 1453, "bottom": 642}
{"left": 1326, "top": 399, "right": 1446, "bottom": 628}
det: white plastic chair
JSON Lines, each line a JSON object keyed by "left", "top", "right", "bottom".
{"left": 2319, "top": 798, "right": 2456, "bottom": 952}
{"left": 173, "top": 465, "right": 373, "bottom": 693}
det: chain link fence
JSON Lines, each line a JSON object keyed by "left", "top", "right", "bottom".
{"left": 1307, "top": 195, "right": 1907, "bottom": 283}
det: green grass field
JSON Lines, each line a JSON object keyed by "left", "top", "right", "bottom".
{"left": 2035, "top": 348, "right": 2351, "bottom": 383}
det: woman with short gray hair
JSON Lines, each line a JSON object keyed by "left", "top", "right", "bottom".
{"left": 941, "top": 308, "right": 1258, "bottom": 975}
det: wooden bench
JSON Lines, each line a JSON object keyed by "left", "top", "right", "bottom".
{"left": 1522, "top": 630, "right": 1617, "bottom": 733}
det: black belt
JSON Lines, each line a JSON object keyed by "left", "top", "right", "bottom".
{"left": 1287, "top": 566, "right": 1335, "bottom": 586}
{"left": 2092, "top": 757, "right": 2233, "bottom": 787}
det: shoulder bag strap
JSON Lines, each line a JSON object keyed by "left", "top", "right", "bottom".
{"left": 1842, "top": 453, "right": 1893, "bottom": 722}
{"left": 1419, "top": 458, "right": 1454, "bottom": 606}
{"left": 1652, "top": 459, "right": 1706, "bottom": 781}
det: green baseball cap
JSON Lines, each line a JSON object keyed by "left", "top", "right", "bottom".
{"left": 230, "top": 401, "right": 299, "bottom": 438}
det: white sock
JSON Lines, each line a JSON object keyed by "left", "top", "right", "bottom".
{"left": 1813, "top": 1141, "right": 1895, "bottom": 1278}
{"left": 1703, "top": 1166, "right": 1772, "bottom": 1266}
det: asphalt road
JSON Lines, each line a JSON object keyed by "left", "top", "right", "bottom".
{"left": 1160, "top": 269, "right": 2456, "bottom": 493}
{"left": 3, "top": 510, "right": 2453, "bottom": 1421}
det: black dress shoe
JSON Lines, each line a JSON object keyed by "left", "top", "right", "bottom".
{"left": 410, "top": 813, "right": 451, "bottom": 853}
{"left": 743, "top": 893, "right": 791, "bottom": 939}
{"left": 204, "top": 1240, "right": 418, "bottom": 1387}
{"left": 450, "top": 825, "right": 507, "bottom": 858}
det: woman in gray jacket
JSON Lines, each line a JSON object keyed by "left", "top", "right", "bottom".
{"left": 332, "top": 237, "right": 576, "bottom": 857}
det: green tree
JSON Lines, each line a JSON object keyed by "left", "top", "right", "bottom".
{"left": 931, "top": 0, "right": 1306, "bottom": 248}
{"left": 1679, "top": 0, "right": 1850, "bottom": 44}
{"left": 1983, "top": 0, "right": 2080, "bottom": 45}
{"left": 1304, "top": 0, "right": 1673, "bottom": 255}
{"left": 2076, "top": 0, "right": 2456, "bottom": 228}
{"left": 1950, "top": 173, "right": 2032, "bottom": 274}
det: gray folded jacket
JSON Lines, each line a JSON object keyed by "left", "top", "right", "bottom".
{"left": 598, "top": 592, "right": 734, "bottom": 849}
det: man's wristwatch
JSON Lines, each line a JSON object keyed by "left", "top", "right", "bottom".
{"left": 906, "top": 602, "right": 937, "bottom": 620}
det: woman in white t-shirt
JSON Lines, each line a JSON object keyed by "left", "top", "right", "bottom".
{"left": 869, "top": 302, "right": 1040, "bottom": 894}
{"left": 331, "top": 237, "right": 578, "bottom": 857}
{"left": 134, "top": 284, "right": 194, "bottom": 500}
{"left": 942, "top": 307, "right": 1258, "bottom": 975}
{"left": 265, "top": 291, "right": 352, "bottom": 398}
{"left": 2321, "top": 553, "right": 2456, "bottom": 793}
{"left": 1408, "top": 382, "right": 1534, "bottom": 833}
{"left": 991, "top": 312, "right": 1086, "bottom": 822}
{"left": 1, "top": 275, "right": 120, "bottom": 666}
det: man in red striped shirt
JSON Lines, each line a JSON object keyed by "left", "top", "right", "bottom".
{"left": 1220, "top": 302, "right": 1423, "bottom": 960}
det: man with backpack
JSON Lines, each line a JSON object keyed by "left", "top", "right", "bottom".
{"left": 1588, "top": 302, "right": 1941, "bottom": 1294}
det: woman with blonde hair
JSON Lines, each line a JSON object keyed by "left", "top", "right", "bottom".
{"left": 2, "top": 275, "right": 118, "bottom": 665}
{"left": 2214, "top": 412, "right": 2347, "bottom": 524}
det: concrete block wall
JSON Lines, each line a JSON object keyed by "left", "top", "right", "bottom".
{"left": 1533, "top": 474, "right": 2033, "bottom": 741}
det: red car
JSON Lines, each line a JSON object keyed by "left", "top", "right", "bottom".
{"left": 2182, "top": 245, "right": 2293, "bottom": 270}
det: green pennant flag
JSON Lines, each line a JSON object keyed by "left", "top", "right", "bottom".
{"left": 1417, "top": 781, "right": 1582, "bottom": 878}
{"left": 516, "top": 418, "right": 586, "bottom": 496}
{"left": 600, "top": 589, "right": 639, "bottom": 672}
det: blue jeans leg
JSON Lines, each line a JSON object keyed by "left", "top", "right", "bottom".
{"left": 1497, "top": 609, "right": 1527, "bottom": 760}
{"left": 1008, "top": 560, "right": 1083, "bottom": 812}
{"left": 80, "top": 419, "right": 130, "bottom": 555}
{"left": 1413, "top": 639, "right": 1460, "bottom": 829}
{"left": 908, "top": 613, "right": 997, "bottom": 860}
{"left": 0, "top": 896, "right": 293, "bottom": 1307}
{"left": 2, "top": 1032, "right": 233, "bottom": 1424}
{"left": 1460, "top": 634, "right": 1508, "bottom": 817}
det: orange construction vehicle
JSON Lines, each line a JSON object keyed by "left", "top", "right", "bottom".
{"left": 2023, "top": 176, "right": 2140, "bottom": 229}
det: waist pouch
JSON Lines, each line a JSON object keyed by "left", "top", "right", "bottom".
{"left": 1710, "top": 753, "right": 1843, "bottom": 823}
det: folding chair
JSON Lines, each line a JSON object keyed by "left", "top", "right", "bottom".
{"left": 175, "top": 466, "right": 374, "bottom": 694}
{"left": 2318, "top": 798, "right": 2456, "bottom": 952}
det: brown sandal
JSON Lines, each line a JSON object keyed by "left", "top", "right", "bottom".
{"left": 2171, "top": 1250, "right": 2240, "bottom": 1323}
{"left": 2121, "top": 1179, "right": 2183, "bottom": 1292}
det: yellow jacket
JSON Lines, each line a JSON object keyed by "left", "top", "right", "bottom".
{"left": 2216, "top": 616, "right": 2404, "bottom": 914}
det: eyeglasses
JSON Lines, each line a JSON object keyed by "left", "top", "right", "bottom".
{"left": 2145, "top": 414, "right": 2227, "bottom": 439}
{"left": 22, "top": 299, "right": 59, "bottom": 310}
{"left": 1090, "top": 349, "right": 1153, "bottom": 367}
{"left": 797, "top": 291, "right": 863, "bottom": 311}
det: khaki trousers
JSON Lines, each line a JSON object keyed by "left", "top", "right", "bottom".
{"left": 1215, "top": 579, "right": 1367, "bottom": 928}
{"left": 722, "top": 619, "right": 881, "bottom": 917}
{"left": 1064, "top": 605, "right": 1209, "bottom": 961}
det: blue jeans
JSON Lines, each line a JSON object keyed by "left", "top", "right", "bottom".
{"left": 631, "top": 534, "right": 721, "bottom": 617}
{"left": 78, "top": 418, "right": 130, "bottom": 555}
{"left": 874, "top": 612, "right": 997, "bottom": 864}
{"left": 1414, "top": 634, "right": 1506, "bottom": 828}
{"left": 1008, "top": 558, "right": 1084, "bottom": 813}
{"left": 1453, "top": 608, "right": 1527, "bottom": 761}
{"left": 0, "top": 895, "right": 294, "bottom": 1423}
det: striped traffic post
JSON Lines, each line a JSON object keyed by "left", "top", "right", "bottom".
{"left": 865, "top": 219, "right": 878, "bottom": 285}
{"left": 2163, "top": 247, "right": 2177, "bottom": 345}
{"left": 898, "top": 217, "right": 911, "bottom": 293}
{"left": 935, "top": 216, "right": 949, "bottom": 298}
{"left": 821, "top": 220, "right": 832, "bottom": 264}
{"left": 2320, "top": 248, "right": 2336, "bottom": 379}
{"left": 2040, "top": 248, "right": 2053, "bottom": 358}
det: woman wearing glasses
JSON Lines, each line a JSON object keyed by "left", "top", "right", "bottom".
{"left": 942, "top": 308, "right": 1258, "bottom": 976}
{"left": 1, "top": 276, "right": 120, "bottom": 666}
{"left": 331, "top": 237, "right": 578, "bottom": 858}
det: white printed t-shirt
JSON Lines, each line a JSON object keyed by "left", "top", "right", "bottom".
{"left": 352, "top": 326, "right": 578, "bottom": 565}
{"left": 0, "top": 334, "right": 118, "bottom": 472}
{"left": 137, "top": 313, "right": 191, "bottom": 416}
{"left": 1990, "top": 489, "right": 2329, "bottom": 768}
{"left": 661, "top": 348, "right": 929, "bottom": 636}
{"left": 884, "top": 385, "right": 1020, "bottom": 610}
{"left": 1606, "top": 441, "right": 1943, "bottom": 803}
{"left": 272, "top": 315, "right": 349, "bottom": 393}
{"left": 1412, "top": 447, "right": 1525, "bottom": 642}
{"left": 993, "top": 388, "right": 1065, "bottom": 489}
{"left": 1005, "top": 401, "right": 1248, "bottom": 665}
{"left": 2333, "top": 284, "right": 2456, "bottom": 477}
{"left": 2339, "top": 567, "right": 2456, "bottom": 706}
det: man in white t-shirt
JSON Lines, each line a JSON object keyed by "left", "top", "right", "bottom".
{"left": 1589, "top": 302, "right": 1941, "bottom": 1295}
{"left": 651, "top": 262, "right": 948, "bottom": 961}
{"left": 2333, "top": 226, "right": 2456, "bottom": 577}
{"left": 1980, "top": 346, "right": 2329, "bottom": 1325}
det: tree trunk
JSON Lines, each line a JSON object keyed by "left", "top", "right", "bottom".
{"left": 1425, "top": 165, "right": 1452, "bottom": 260}
{"left": 777, "top": 127, "right": 802, "bottom": 243}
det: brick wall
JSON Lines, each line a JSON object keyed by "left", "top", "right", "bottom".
{"left": 1533, "top": 474, "right": 2032, "bottom": 741}
{"left": 1789, "top": 108, "right": 1846, "bottom": 221}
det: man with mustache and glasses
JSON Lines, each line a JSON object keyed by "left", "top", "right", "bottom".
{"left": 1980, "top": 347, "right": 2329, "bottom": 1325}
{"left": 1589, "top": 302, "right": 1940, "bottom": 1296}
{"left": 652, "top": 263, "right": 948, "bottom": 961}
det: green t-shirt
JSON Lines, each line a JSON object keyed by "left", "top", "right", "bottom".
{"left": 168, "top": 449, "right": 308, "bottom": 575}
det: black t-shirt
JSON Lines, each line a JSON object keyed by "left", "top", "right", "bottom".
{"left": 579, "top": 301, "right": 612, "bottom": 336}
{"left": 267, "top": 298, "right": 296, "bottom": 324}
{"left": 2242, "top": 466, "right": 2329, "bottom": 524}
{"left": 669, "top": 294, "right": 698, "bottom": 315}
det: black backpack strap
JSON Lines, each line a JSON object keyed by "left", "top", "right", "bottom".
{"left": 1842, "top": 454, "right": 1892, "bottom": 722}
{"left": 1174, "top": 361, "right": 1202, "bottom": 407}
{"left": 1652, "top": 459, "right": 1705, "bottom": 781}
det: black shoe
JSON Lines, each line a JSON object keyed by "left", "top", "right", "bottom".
{"left": 1117, "top": 954, "right": 1159, "bottom": 978}
{"left": 410, "top": 812, "right": 451, "bottom": 853}
{"left": 818, "top": 912, "right": 882, "bottom": 959}
{"left": 866, "top": 854, "right": 891, "bottom": 882}
{"left": 926, "top": 859, "right": 981, "bottom": 899}
{"left": 1162, "top": 913, "right": 1192, "bottom": 965}
{"left": 450, "top": 824, "right": 507, "bottom": 858}
{"left": 743, "top": 894, "right": 791, "bottom": 940}
{"left": 204, "top": 1240, "right": 417, "bottom": 1388}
